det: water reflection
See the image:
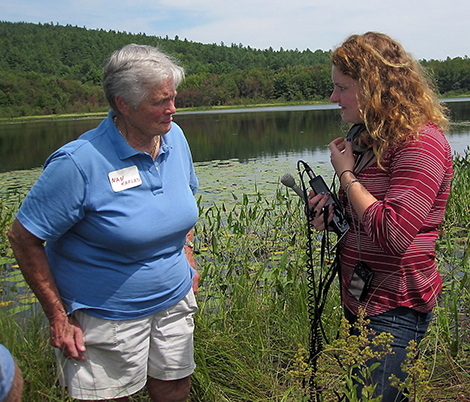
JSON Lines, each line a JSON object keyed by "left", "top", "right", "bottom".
{"left": 0, "top": 100, "right": 469, "bottom": 173}
{"left": 176, "top": 109, "right": 345, "bottom": 163}
{"left": 0, "top": 119, "right": 104, "bottom": 173}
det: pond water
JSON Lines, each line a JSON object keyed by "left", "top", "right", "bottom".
{"left": 1, "top": 100, "right": 469, "bottom": 311}
{"left": 1, "top": 99, "right": 469, "bottom": 203}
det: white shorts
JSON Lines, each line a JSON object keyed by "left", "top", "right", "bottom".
{"left": 56, "top": 289, "right": 198, "bottom": 400}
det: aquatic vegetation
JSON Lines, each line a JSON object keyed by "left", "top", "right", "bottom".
{"left": 0, "top": 151, "right": 469, "bottom": 401}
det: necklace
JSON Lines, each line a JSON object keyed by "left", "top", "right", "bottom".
{"left": 113, "top": 115, "right": 160, "bottom": 159}
{"left": 151, "top": 135, "right": 161, "bottom": 159}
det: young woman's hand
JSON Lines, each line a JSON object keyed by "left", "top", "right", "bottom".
{"left": 307, "top": 190, "right": 334, "bottom": 230}
{"left": 329, "top": 137, "right": 355, "bottom": 179}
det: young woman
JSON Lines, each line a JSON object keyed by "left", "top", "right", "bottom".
{"left": 309, "top": 32, "right": 453, "bottom": 401}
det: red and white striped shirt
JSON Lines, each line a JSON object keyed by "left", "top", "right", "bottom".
{"left": 339, "top": 123, "right": 453, "bottom": 316}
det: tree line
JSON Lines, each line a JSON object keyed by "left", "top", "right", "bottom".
{"left": 0, "top": 21, "right": 469, "bottom": 118}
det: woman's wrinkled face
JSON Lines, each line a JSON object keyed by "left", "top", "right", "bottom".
{"left": 330, "top": 65, "right": 362, "bottom": 124}
{"left": 122, "top": 78, "right": 177, "bottom": 138}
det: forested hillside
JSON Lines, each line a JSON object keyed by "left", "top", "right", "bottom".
{"left": 1, "top": 21, "right": 469, "bottom": 118}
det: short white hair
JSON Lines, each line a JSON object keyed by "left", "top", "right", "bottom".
{"left": 102, "top": 43, "right": 185, "bottom": 113}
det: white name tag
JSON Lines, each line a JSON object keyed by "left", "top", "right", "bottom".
{"left": 108, "top": 166, "right": 142, "bottom": 192}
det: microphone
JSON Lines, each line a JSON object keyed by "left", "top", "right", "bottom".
{"left": 281, "top": 173, "right": 306, "bottom": 202}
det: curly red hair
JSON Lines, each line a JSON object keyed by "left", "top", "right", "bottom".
{"left": 331, "top": 32, "right": 449, "bottom": 164}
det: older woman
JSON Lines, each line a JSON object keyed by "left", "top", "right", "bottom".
{"left": 309, "top": 32, "right": 453, "bottom": 401}
{"left": 8, "top": 44, "right": 199, "bottom": 401}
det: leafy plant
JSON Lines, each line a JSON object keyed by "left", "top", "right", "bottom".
{"left": 0, "top": 192, "right": 23, "bottom": 266}
{"left": 311, "top": 309, "right": 392, "bottom": 402}
{"left": 1, "top": 151, "right": 470, "bottom": 401}
{"left": 390, "top": 340, "right": 431, "bottom": 402}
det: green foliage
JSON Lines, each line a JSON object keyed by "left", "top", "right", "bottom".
{"left": 0, "top": 306, "right": 72, "bottom": 401}
{"left": 1, "top": 153, "right": 470, "bottom": 400}
{"left": 436, "top": 148, "right": 470, "bottom": 359}
{"left": 308, "top": 310, "right": 391, "bottom": 402}
{"left": 0, "top": 22, "right": 331, "bottom": 78}
{"left": 1, "top": 21, "right": 469, "bottom": 119}
{"left": 422, "top": 57, "right": 470, "bottom": 95}
{"left": 0, "top": 21, "right": 334, "bottom": 118}
{"left": 0, "top": 70, "right": 108, "bottom": 117}
{"left": 441, "top": 147, "right": 470, "bottom": 235}
{"left": 390, "top": 340, "right": 431, "bottom": 401}
{"left": 424, "top": 150, "right": 470, "bottom": 400}
{"left": 0, "top": 192, "right": 22, "bottom": 265}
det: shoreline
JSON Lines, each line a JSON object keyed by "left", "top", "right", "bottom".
{"left": 1, "top": 97, "right": 470, "bottom": 124}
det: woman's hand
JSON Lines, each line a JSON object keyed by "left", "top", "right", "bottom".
{"left": 49, "top": 313, "right": 86, "bottom": 361}
{"left": 307, "top": 190, "right": 334, "bottom": 230}
{"left": 8, "top": 218, "right": 86, "bottom": 361}
{"left": 192, "top": 269, "right": 200, "bottom": 294}
{"left": 329, "top": 137, "right": 355, "bottom": 178}
{"left": 329, "top": 137, "right": 378, "bottom": 221}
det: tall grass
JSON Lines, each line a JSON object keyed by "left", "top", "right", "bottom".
{"left": 191, "top": 189, "right": 328, "bottom": 401}
{"left": 0, "top": 192, "right": 22, "bottom": 265}
{"left": 424, "top": 148, "right": 470, "bottom": 401}
{"left": 0, "top": 149, "right": 469, "bottom": 401}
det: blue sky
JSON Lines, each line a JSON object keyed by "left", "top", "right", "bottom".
{"left": 1, "top": 0, "right": 468, "bottom": 60}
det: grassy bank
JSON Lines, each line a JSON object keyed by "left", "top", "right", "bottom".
{"left": 0, "top": 99, "right": 331, "bottom": 124}
{"left": 2, "top": 94, "right": 469, "bottom": 124}
{"left": 0, "top": 150, "right": 469, "bottom": 401}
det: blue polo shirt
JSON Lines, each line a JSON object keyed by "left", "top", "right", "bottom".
{"left": 17, "top": 111, "right": 199, "bottom": 319}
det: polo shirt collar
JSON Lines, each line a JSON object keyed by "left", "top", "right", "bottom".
{"left": 106, "top": 110, "right": 171, "bottom": 161}
{"left": 107, "top": 110, "right": 142, "bottom": 160}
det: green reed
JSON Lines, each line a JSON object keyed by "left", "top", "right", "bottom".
{"left": 417, "top": 148, "right": 470, "bottom": 400}
{"left": 192, "top": 187, "right": 326, "bottom": 400}
{"left": 434, "top": 147, "right": 470, "bottom": 353}
{"left": 0, "top": 192, "right": 23, "bottom": 266}
{"left": 0, "top": 150, "right": 469, "bottom": 401}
